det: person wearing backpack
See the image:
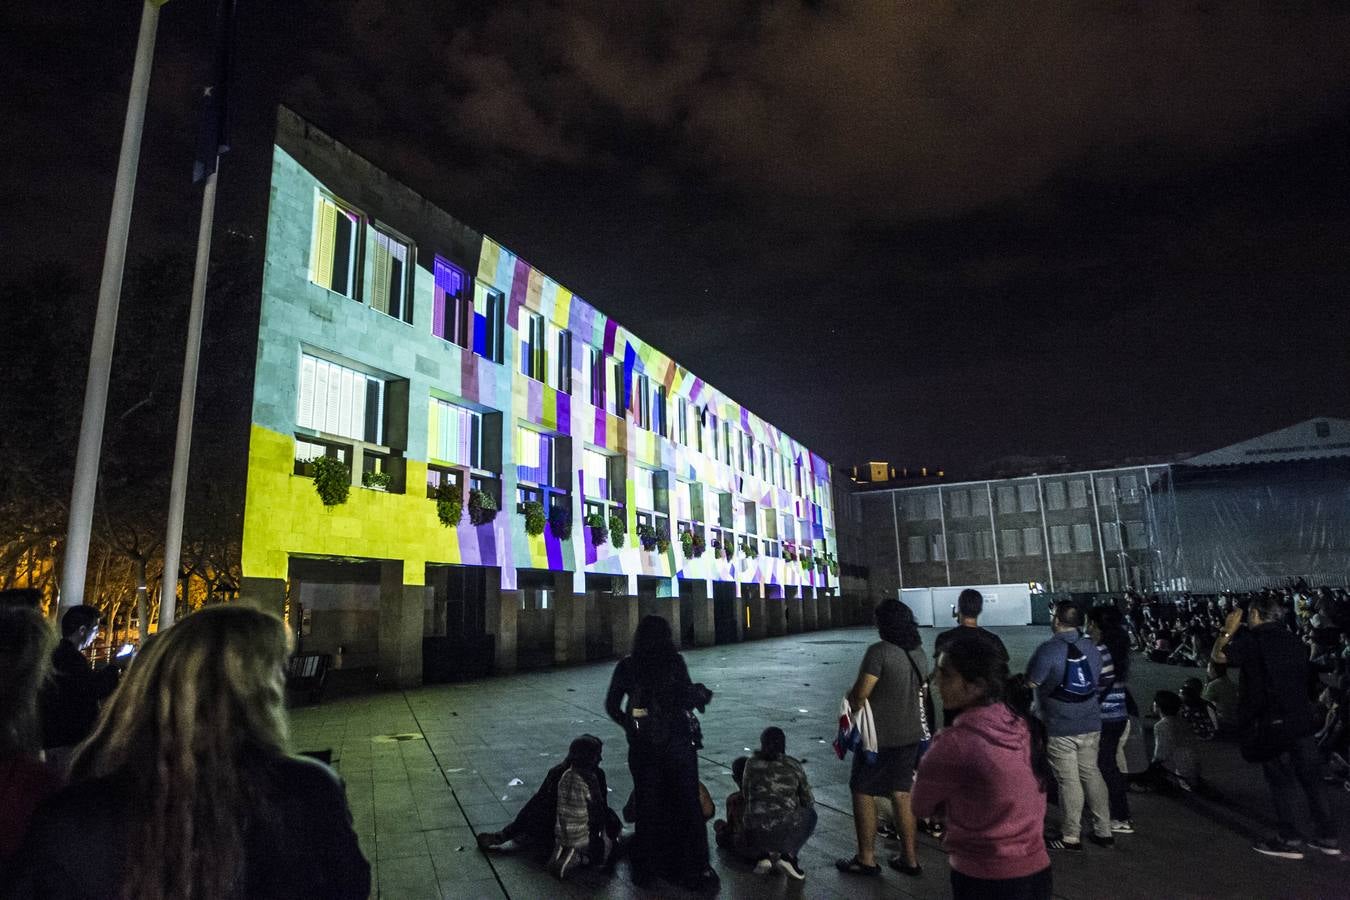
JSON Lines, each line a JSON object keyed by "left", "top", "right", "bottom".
{"left": 1026, "top": 601, "right": 1114, "bottom": 852}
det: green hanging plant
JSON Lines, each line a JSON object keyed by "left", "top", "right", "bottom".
{"left": 522, "top": 500, "right": 546, "bottom": 535}
{"left": 548, "top": 505, "right": 573, "bottom": 540}
{"left": 680, "top": 530, "right": 694, "bottom": 555}
{"left": 799, "top": 553, "right": 812, "bottom": 571}
{"left": 608, "top": 512, "right": 626, "bottom": 548}
{"left": 362, "top": 470, "right": 393, "bottom": 491}
{"left": 743, "top": 539, "right": 759, "bottom": 559}
{"left": 311, "top": 456, "right": 350, "bottom": 507}
{"left": 585, "top": 512, "right": 608, "bottom": 545}
{"left": 435, "top": 483, "right": 463, "bottom": 527}
{"left": 655, "top": 525, "right": 671, "bottom": 554}
{"left": 468, "top": 488, "right": 498, "bottom": 525}
{"left": 829, "top": 557, "right": 839, "bottom": 577}
{"left": 637, "top": 523, "right": 658, "bottom": 551}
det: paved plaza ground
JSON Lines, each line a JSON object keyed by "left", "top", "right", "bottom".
{"left": 290, "top": 625, "right": 1350, "bottom": 899}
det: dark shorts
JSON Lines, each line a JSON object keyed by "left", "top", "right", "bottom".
{"left": 849, "top": 744, "right": 920, "bottom": 795}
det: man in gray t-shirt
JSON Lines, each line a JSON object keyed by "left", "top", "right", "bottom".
{"left": 859, "top": 640, "right": 929, "bottom": 749}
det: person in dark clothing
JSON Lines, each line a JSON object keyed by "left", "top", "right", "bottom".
{"left": 605, "top": 615, "right": 717, "bottom": 895}
{"left": 39, "top": 605, "right": 119, "bottom": 769}
{"left": 1213, "top": 594, "right": 1340, "bottom": 860}
{"left": 4, "top": 606, "right": 369, "bottom": 900}
{"left": 935, "top": 589, "right": 1009, "bottom": 728}
{"left": 0, "top": 606, "right": 60, "bottom": 879}
{"left": 477, "top": 734, "right": 621, "bottom": 880}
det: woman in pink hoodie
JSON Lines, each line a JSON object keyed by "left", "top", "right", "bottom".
{"left": 912, "top": 634, "right": 1053, "bottom": 900}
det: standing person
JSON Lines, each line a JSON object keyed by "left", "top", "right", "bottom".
{"left": 935, "top": 589, "right": 1010, "bottom": 728}
{"left": 7, "top": 605, "right": 370, "bottom": 900}
{"left": 604, "top": 615, "right": 718, "bottom": 894}
{"left": 1026, "top": 601, "right": 1113, "bottom": 851}
{"left": 0, "top": 606, "right": 60, "bottom": 877}
{"left": 1213, "top": 594, "right": 1340, "bottom": 859}
{"left": 39, "top": 605, "right": 120, "bottom": 772}
{"left": 1087, "top": 605, "right": 1134, "bottom": 834}
{"left": 741, "top": 727, "right": 816, "bottom": 880}
{"left": 913, "top": 635, "right": 1053, "bottom": 900}
{"left": 836, "top": 598, "right": 928, "bottom": 878}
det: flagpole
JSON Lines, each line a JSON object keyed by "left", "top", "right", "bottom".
{"left": 60, "top": 0, "right": 163, "bottom": 611}
{"left": 159, "top": 164, "right": 217, "bottom": 630}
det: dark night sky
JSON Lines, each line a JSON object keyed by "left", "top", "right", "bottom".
{"left": 4, "top": 1, "right": 1349, "bottom": 474}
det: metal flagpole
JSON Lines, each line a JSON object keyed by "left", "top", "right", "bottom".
{"left": 60, "top": 0, "right": 163, "bottom": 610}
{"left": 159, "top": 167, "right": 218, "bottom": 629}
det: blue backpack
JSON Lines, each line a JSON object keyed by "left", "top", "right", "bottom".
{"left": 1051, "top": 640, "right": 1097, "bottom": 703}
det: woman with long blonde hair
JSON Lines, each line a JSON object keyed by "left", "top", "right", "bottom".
{"left": 6, "top": 605, "right": 369, "bottom": 900}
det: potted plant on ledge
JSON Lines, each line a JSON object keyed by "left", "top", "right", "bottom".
{"left": 548, "top": 505, "right": 573, "bottom": 540}
{"left": 690, "top": 531, "right": 706, "bottom": 557}
{"left": 435, "top": 483, "right": 464, "bottom": 527}
{"left": 468, "top": 488, "right": 498, "bottom": 525}
{"left": 637, "top": 523, "right": 658, "bottom": 552}
{"left": 655, "top": 525, "right": 671, "bottom": 554}
{"left": 311, "top": 456, "right": 350, "bottom": 507}
{"left": 585, "top": 512, "right": 608, "bottom": 545}
{"left": 361, "top": 470, "right": 393, "bottom": 491}
{"left": 608, "top": 512, "right": 626, "bottom": 548}
{"left": 522, "top": 500, "right": 547, "bottom": 536}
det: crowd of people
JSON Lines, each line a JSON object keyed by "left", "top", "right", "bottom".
{"left": 2, "top": 580, "right": 1345, "bottom": 897}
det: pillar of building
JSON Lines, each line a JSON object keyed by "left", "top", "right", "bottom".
{"left": 785, "top": 587, "right": 804, "bottom": 635}
{"left": 816, "top": 592, "right": 832, "bottom": 630}
{"left": 377, "top": 561, "right": 426, "bottom": 688}
{"left": 239, "top": 576, "right": 286, "bottom": 620}
{"left": 766, "top": 586, "right": 786, "bottom": 637}
{"left": 689, "top": 581, "right": 714, "bottom": 647}
{"left": 745, "top": 587, "right": 768, "bottom": 640}
{"left": 487, "top": 578, "right": 519, "bottom": 674}
{"left": 553, "top": 573, "right": 589, "bottom": 666}
{"left": 802, "top": 589, "right": 819, "bottom": 632}
{"left": 611, "top": 594, "right": 640, "bottom": 656}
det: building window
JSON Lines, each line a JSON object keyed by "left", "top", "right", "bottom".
{"left": 1072, "top": 523, "right": 1094, "bottom": 552}
{"left": 428, "top": 399, "right": 482, "bottom": 469}
{"left": 677, "top": 399, "right": 688, "bottom": 445}
{"left": 634, "top": 374, "right": 651, "bottom": 429}
{"left": 742, "top": 500, "right": 757, "bottom": 534}
{"left": 432, "top": 258, "right": 470, "bottom": 346}
{"left": 298, "top": 354, "right": 383, "bottom": 445}
{"left": 582, "top": 447, "right": 621, "bottom": 502}
{"left": 1022, "top": 526, "right": 1043, "bottom": 556}
{"left": 952, "top": 532, "right": 972, "bottom": 560}
{"left": 311, "top": 194, "right": 362, "bottom": 299}
{"left": 1102, "top": 522, "right": 1121, "bottom": 552}
{"left": 997, "top": 485, "right": 1016, "bottom": 515}
{"left": 1045, "top": 481, "right": 1066, "bottom": 511}
{"left": 1050, "top": 524, "right": 1072, "bottom": 555}
{"left": 516, "top": 428, "right": 557, "bottom": 488}
{"left": 608, "top": 356, "right": 625, "bottom": 417}
{"left": 949, "top": 490, "right": 970, "bottom": 518}
{"left": 923, "top": 492, "right": 941, "bottom": 520}
{"left": 1000, "top": 528, "right": 1020, "bottom": 557}
{"left": 975, "top": 530, "right": 995, "bottom": 559}
{"left": 723, "top": 422, "right": 733, "bottom": 467}
{"left": 971, "top": 487, "right": 989, "bottom": 517}
{"left": 589, "top": 347, "right": 605, "bottom": 409}
{"left": 369, "top": 227, "right": 412, "bottom": 322}
{"left": 907, "top": 535, "right": 927, "bottom": 563}
{"left": 556, "top": 329, "right": 572, "bottom": 394}
{"left": 655, "top": 385, "right": 668, "bottom": 437}
{"left": 1118, "top": 474, "right": 1140, "bottom": 503}
{"left": 478, "top": 285, "right": 505, "bottom": 364}
{"left": 930, "top": 534, "right": 946, "bottom": 562}
{"left": 523, "top": 313, "right": 546, "bottom": 381}
{"left": 1096, "top": 476, "right": 1116, "bottom": 506}
{"left": 1018, "top": 483, "right": 1038, "bottom": 513}
{"left": 1068, "top": 479, "right": 1088, "bottom": 509}
{"left": 1125, "top": 520, "right": 1148, "bottom": 549}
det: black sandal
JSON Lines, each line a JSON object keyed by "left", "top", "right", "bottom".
{"left": 889, "top": 855, "right": 922, "bottom": 876}
{"left": 835, "top": 855, "right": 882, "bottom": 876}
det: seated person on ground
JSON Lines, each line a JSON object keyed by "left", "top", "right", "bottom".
{"left": 1180, "top": 678, "right": 1217, "bottom": 741}
{"left": 477, "top": 734, "right": 621, "bottom": 880}
{"left": 740, "top": 727, "right": 817, "bottom": 880}
{"left": 713, "top": 756, "right": 748, "bottom": 851}
{"left": 1150, "top": 691, "right": 1201, "bottom": 791}
{"left": 1202, "top": 661, "right": 1241, "bottom": 733}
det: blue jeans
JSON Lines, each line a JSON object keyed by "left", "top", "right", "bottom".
{"left": 1261, "top": 736, "right": 1335, "bottom": 843}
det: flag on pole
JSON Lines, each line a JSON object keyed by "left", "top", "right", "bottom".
{"left": 193, "top": 0, "right": 235, "bottom": 183}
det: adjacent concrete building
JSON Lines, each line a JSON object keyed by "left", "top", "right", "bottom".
{"left": 239, "top": 109, "right": 850, "bottom": 686}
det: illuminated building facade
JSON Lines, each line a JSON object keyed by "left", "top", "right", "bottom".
{"left": 238, "top": 109, "right": 850, "bottom": 684}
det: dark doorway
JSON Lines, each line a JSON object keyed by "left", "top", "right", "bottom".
{"left": 585, "top": 574, "right": 618, "bottom": 660}
{"left": 678, "top": 579, "right": 698, "bottom": 647}
{"left": 517, "top": 571, "right": 557, "bottom": 670}
{"left": 713, "top": 581, "right": 739, "bottom": 645}
{"left": 424, "top": 565, "right": 491, "bottom": 682}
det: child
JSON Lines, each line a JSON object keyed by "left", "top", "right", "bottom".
{"left": 1202, "top": 661, "right": 1241, "bottom": 733}
{"left": 477, "top": 735, "right": 621, "bottom": 881}
{"left": 1179, "top": 678, "right": 1217, "bottom": 741}
{"left": 1151, "top": 691, "right": 1201, "bottom": 791}
{"left": 741, "top": 727, "right": 816, "bottom": 880}
{"left": 713, "top": 756, "right": 748, "bottom": 852}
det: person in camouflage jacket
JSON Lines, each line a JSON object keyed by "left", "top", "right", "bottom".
{"left": 741, "top": 727, "right": 817, "bottom": 879}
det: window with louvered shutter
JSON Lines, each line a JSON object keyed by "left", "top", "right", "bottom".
{"left": 297, "top": 354, "right": 382, "bottom": 444}
{"left": 311, "top": 195, "right": 361, "bottom": 298}
{"left": 428, "top": 399, "right": 481, "bottom": 468}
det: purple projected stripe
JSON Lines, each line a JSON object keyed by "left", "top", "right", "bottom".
{"left": 593, "top": 408, "right": 606, "bottom": 447}
{"left": 603, "top": 319, "right": 619, "bottom": 355}
{"left": 508, "top": 260, "right": 529, "bottom": 328}
{"left": 740, "top": 407, "right": 751, "bottom": 432}
{"left": 556, "top": 392, "right": 571, "bottom": 436}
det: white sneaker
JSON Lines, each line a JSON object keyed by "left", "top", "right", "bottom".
{"left": 753, "top": 858, "right": 773, "bottom": 875}
{"left": 1110, "top": 819, "right": 1135, "bottom": 834}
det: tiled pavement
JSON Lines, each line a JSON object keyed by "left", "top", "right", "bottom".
{"left": 289, "top": 626, "right": 1350, "bottom": 899}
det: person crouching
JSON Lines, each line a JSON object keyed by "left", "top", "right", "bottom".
{"left": 741, "top": 727, "right": 817, "bottom": 880}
